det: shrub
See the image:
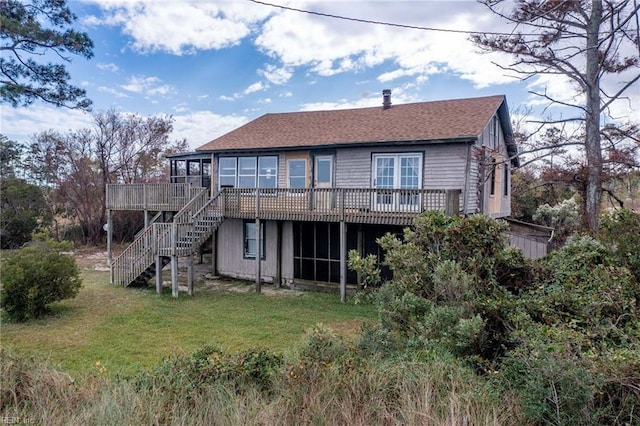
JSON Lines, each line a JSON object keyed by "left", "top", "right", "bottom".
{"left": 600, "top": 209, "right": 640, "bottom": 284}
{"left": 500, "top": 323, "right": 596, "bottom": 425}
{"left": 535, "top": 234, "right": 639, "bottom": 338}
{"left": 1, "top": 235, "right": 81, "bottom": 321}
{"left": 533, "top": 197, "right": 582, "bottom": 245}
{"left": 134, "top": 344, "right": 283, "bottom": 402}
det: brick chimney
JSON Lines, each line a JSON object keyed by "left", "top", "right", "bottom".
{"left": 382, "top": 89, "right": 391, "bottom": 109}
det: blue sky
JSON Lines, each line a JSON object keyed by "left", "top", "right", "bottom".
{"left": 1, "top": 0, "right": 638, "bottom": 152}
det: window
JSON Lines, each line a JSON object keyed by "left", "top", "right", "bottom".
{"left": 238, "top": 157, "right": 257, "bottom": 188}
{"left": 218, "top": 156, "right": 278, "bottom": 189}
{"left": 219, "top": 157, "right": 237, "bottom": 188}
{"left": 243, "top": 220, "right": 265, "bottom": 259}
{"left": 489, "top": 116, "right": 499, "bottom": 148}
{"left": 258, "top": 157, "right": 277, "bottom": 188}
{"left": 489, "top": 158, "right": 497, "bottom": 196}
{"left": 287, "top": 159, "right": 306, "bottom": 188}
{"left": 372, "top": 153, "right": 422, "bottom": 210}
{"left": 503, "top": 163, "right": 509, "bottom": 196}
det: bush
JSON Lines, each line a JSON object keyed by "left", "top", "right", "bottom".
{"left": 600, "top": 209, "right": 640, "bottom": 284}
{"left": 533, "top": 197, "right": 582, "bottom": 245}
{"left": 0, "top": 235, "right": 81, "bottom": 321}
{"left": 500, "top": 323, "right": 596, "bottom": 425}
{"left": 134, "top": 344, "right": 283, "bottom": 402}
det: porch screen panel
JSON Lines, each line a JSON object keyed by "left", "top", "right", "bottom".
{"left": 293, "top": 222, "right": 358, "bottom": 285}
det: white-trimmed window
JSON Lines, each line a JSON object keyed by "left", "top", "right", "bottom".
{"left": 287, "top": 159, "right": 307, "bottom": 188}
{"left": 258, "top": 157, "right": 277, "bottom": 188}
{"left": 219, "top": 157, "right": 237, "bottom": 188}
{"left": 218, "top": 156, "right": 277, "bottom": 189}
{"left": 372, "top": 153, "right": 423, "bottom": 210}
{"left": 243, "top": 220, "right": 265, "bottom": 259}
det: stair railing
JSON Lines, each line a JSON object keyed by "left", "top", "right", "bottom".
{"left": 113, "top": 187, "right": 225, "bottom": 287}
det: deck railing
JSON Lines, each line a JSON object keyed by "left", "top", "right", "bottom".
{"left": 221, "top": 188, "right": 460, "bottom": 225}
{"left": 107, "top": 183, "right": 461, "bottom": 226}
{"left": 106, "top": 183, "right": 193, "bottom": 211}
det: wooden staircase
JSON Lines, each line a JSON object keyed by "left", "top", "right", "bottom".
{"left": 112, "top": 188, "right": 224, "bottom": 288}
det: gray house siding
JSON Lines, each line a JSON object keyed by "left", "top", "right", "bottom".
{"left": 216, "top": 218, "right": 295, "bottom": 284}
{"left": 335, "top": 144, "right": 474, "bottom": 213}
{"left": 216, "top": 218, "right": 278, "bottom": 282}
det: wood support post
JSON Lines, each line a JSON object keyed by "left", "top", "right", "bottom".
{"left": 255, "top": 190, "right": 261, "bottom": 293}
{"left": 107, "top": 209, "right": 113, "bottom": 284}
{"left": 446, "top": 189, "right": 461, "bottom": 216}
{"left": 357, "top": 225, "right": 363, "bottom": 289}
{"left": 155, "top": 255, "right": 162, "bottom": 294}
{"left": 255, "top": 218, "right": 261, "bottom": 293}
{"left": 171, "top": 222, "right": 178, "bottom": 298}
{"left": 171, "top": 255, "right": 179, "bottom": 298}
{"left": 211, "top": 230, "right": 217, "bottom": 275}
{"left": 340, "top": 220, "right": 346, "bottom": 303}
{"left": 276, "top": 221, "right": 282, "bottom": 288}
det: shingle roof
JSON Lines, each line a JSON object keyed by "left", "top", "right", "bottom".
{"left": 196, "top": 95, "right": 508, "bottom": 152}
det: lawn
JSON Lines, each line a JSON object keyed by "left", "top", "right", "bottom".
{"left": 1, "top": 251, "right": 377, "bottom": 377}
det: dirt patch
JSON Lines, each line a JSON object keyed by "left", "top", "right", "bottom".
{"left": 191, "top": 274, "right": 303, "bottom": 296}
{"left": 73, "top": 247, "right": 302, "bottom": 297}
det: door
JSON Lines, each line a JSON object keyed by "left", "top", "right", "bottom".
{"left": 373, "top": 153, "right": 422, "bottom": 211}
{"left": 314, "top": 155, "right": 333, "bottom": 210}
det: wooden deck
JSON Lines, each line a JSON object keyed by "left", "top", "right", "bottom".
{"left": 107, "top": 184, "right": 461, "bottom": 226}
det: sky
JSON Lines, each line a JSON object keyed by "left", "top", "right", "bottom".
{"left": 1, "top": 0, "right": 638, "bottom": 152}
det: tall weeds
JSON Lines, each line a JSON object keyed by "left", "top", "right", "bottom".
{"left": 1, "top": 347, "right": 524, "bottom": 425}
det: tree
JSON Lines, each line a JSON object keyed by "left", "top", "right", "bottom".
{"left": 473, "top": 0, "right": 640, "bottom": 231}
{"left": 0, "top": 135, "right": 50, "bottom": 248}
{"left": 1, "top": 0, "right": 93, "bottom": 109}
{"left": 26, "top": 111, "right": 187, "bottom": 244}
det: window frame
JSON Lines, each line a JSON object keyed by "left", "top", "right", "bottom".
{"left": 503, "top": 163, "right": 509, "bottom": 197}
{"left": 243, "top": 220, "right": 266, "bottom": 260}
{"left": 218, "top": 156, "right": 278, "bottom": 190}
{"left": 489, "top": 158, "right": 497, "bottom": 197}
{"left": 287, "top": 158, "right": 307, "bottom": 189}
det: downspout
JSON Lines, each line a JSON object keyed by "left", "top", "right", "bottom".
{"left": 462, "top": 141, "right": 472, "bottom": 215}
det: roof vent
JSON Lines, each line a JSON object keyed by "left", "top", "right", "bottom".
{"left": 382, "top": 89, "right": 391, "bottom": 109}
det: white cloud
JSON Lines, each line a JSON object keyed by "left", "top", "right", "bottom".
{"left": 0, "top": 106, "right": 93, "bottom": 143}
{"left": 253, "top": 1, "right": 519, "bottom": 88}
{"left": 120, "top": 75, "right": 175, "bottom": 97}
{"left": 98, "top": 86, "right": 130, "bottom": 98}
{"left": 172, "top": 111, "right": 248, "bottom": 149}
{"left": 97, "top": 62, "right": 120, "bottom": 72}
{"left": 244, "top": 81, "right": 268, "bottom": 95}
{"left": 258, "top": 64, "right": 293, "bottom": 85}
{"left": 84, "top": 0, "right": 272, "bottom": 55}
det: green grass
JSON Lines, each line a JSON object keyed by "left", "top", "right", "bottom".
{"left": 1, "top": 256, "right": 377, "bottom": 377}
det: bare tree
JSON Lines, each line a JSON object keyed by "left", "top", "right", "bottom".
{"left": 27, "top": 112, "right": 187, "bottom": 244}
{"left": 473, "top": 0, "right": 640, "bottom": 230}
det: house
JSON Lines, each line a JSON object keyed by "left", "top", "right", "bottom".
{"left": 106, "top": 91, "right": 519, "bottom": 300}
